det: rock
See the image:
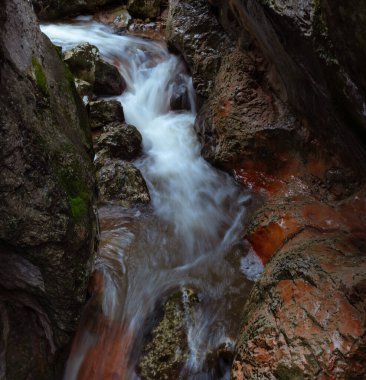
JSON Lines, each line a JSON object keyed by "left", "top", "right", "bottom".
{"left": 94, "top": 59, "right": 125, "bottom": 96}
{"left": 137, "top": 288, "right": 199, "bottom": 380}
{"left": 127, "top": 0, "right": 161, "bottom": 19}
{"left": 75, "top": 78, "right": 93, "bottom": 100}
{"left": 169, "top": 73, "right": 191, "bottom": 111}
{"left": 96, "top": 159, "right": 150, "bottom": 207}
{"left": 232, "top": 227, "right": 366, "bottom": 380}
{"left": 219, "top": 0, "right": 366, "bottom": 166}
{"left": 63, "top": 43, "right": 126, "bottom": 96}
{"left": 96, "top": 122, "right": 142, "bottom": 160}
{"left": 166, "top": 0, "right": 232, "bottom": 98}
{"left": 194, "top": 47, "right": 299, "bottom": 169}
{"left": 93, "top": 5, "right": 132, "bottom": 31}
{"left": 0, "top": 0, "right": 97, "bottom": 378}
{"left": 88, "top": 99, "right": 124, "bottom": 130}
{"left": 32, "top": 0, "right": 116, "bottom": 20}
{"left": 63, "top": 42, "right": 100, "bottom": 84}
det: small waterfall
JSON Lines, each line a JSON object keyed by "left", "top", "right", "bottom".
{"left": 42, "top": 19, "right": 263, "bottom": 380}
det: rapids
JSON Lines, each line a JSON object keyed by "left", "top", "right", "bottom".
{"left": 41, "top": 18, "right": 263, "bottom": 380}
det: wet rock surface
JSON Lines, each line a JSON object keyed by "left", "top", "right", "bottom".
{"left": 97, "top": 122, "right": 142, "bottom": 159}
{"left": 63, "top": 43, "right": 125, "bottom": 97}
{"left": 166, "top": 0, "right": 233, "bottom": 98}
{"left": 96, "top": 159, "right": 150, "bottom": 207}
{"left": 137, "top": 288, "right": 199, "bottom": 380}
{"left": 0, "top": 0, "right": 97, "bottom": 378}
{"left": 166, "top": 0, "right": 366, "bottom": 378}
{"left": 88, "top": 99, "right": 125, "bottom": 130}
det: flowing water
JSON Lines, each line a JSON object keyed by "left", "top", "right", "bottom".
{"left": 41, "top": 18, "right": 263, "bottom": 380}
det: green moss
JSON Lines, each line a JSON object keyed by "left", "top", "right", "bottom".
{"left": 32, "top": 56, "right": 49, "bottom": 95}
{"left": 69, "top": 193, "right": 88, "bottom": 220}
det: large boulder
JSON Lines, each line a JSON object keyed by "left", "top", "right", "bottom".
{"left": 63, "top": 43, "right": 126, "bottom": 96}
{"left": 32, "top": 0, "right": 117, "bottom": 20}
{"left": 88, "top": 99, "right": 125, "bottom": 130}
{"left": 96, "top": 122, "right": 142, "bottom": 160}
{"left": 0, "top": 0, "right": 97, "bottom": 378}
{"left": 96, "top": 159, "right": 150, "bottom": 207}
{"left": 137, "top": 288, "right": 199, "bottom": 379}
{"left": 127, "top": 0, "right": 161, "bottom": 19}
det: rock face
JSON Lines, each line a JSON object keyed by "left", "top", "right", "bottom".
{"left": 166, "top": 0, "right": 366, "bottom": 378}
{"left": 32, "top": 0, "right": 116, "bottom": 20}
{"left": 166, "top": 0, "right": 232, "bottom": 98}
{"left": 0, "top": 0, "right": 97, "bottom": 379}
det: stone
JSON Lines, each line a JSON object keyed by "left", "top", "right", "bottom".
{"left": 32, "top": 0, "right": 117, "bottom": 20}
{"left": 93, "top": 5, "right": 132, "bottom": 31}
{"left": 94, "top": 59, "right": 125, "bottom": 96}
{"left": 0, "top": 0, "right": 97, "bottom": 378}
{"left": 63, "top": 43, "right": 126, "bottom": 96}
{"left": 88, "top": 99, "right": 124, "bottom": 130}
{"left": 63, "top": 42, "right": 100, "bottom": 85}
{"left": 75, "top": 78, "right": 93, "bottom": 100}
{"left": 137, "top": 288, "right": 199, "bottom": 380}
{"left": 96, "top": 159, "right": 150, "bottom": 207}
{"left": 96, "top": 122, "right": 142, "bottom": 160}
{"left": 127, "top": 0, "right": 161, "bottom": 19}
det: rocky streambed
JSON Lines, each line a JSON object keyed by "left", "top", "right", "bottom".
{"left": 1, "top": 1, "right": 366, "bottom": 380}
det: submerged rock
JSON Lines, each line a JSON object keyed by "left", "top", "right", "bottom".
{"left": 97, "top": 122, "right": 142, "bottom": 160}
{"left": 127, "top": 0, "right": 161, "bottom": 19}
{"left": 137, "top": 288, "right": 199, "bottom": 380}
{"left": 0, "top": 0, "right": 97, "bottom": 378}
{"left": 169, "top": 73, "right": 191, "bottom": 111}
{"left": 88, "top": 99, "right": 125, "bottom": 130}
{"left": 96, "top": 159, "right": 150, "bottom": 207}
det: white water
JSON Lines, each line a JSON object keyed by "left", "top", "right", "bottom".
{"left": 42, "top": 19, "right": 263, "bottom": 380}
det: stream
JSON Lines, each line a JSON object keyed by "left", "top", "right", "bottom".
{"left": 41, "top": 18, "right": 263, "bottom": 380}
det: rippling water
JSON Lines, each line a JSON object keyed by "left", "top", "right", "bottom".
{"left": 41, "top": 19, "right": 263, "bottom": 380}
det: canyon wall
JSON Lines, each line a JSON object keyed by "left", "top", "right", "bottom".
{"left": 0, "top": 1, "right": 97, "bottom": 378}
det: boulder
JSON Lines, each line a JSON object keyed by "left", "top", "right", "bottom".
{"left": 94, "top": 59, "right": 125, "bottom": 96}
{"left": 93, "top": 5, "right": 132, "bottom": 31}
{"left": 88, "top": 99, "right": 124, "bottom": 130}
{"left": 63, "top": 42, "right": 100, "bottom": 84}
{"left": 127, "top": 0, "right": 161, "bottom": 19}
{"left": 96, "top": 122, "right": 142, "bottom": 160}
{"left": 137, "top": 288, "right": 199, "bottom": 380}
{"left": 32, "top": 0, "right": 117, "bottom": 20}
{"left": 0, "top": 0, "right": 97, "bottom": 378}
{"left": 63, "top": 43, "right": 126, "bottom": 96}
{"left": 75, "top": 78, "right": 93, "bottom": 101}
{"left": 96, "top": 159, "right": 150, "bottom": 207}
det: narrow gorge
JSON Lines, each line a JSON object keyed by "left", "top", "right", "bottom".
{"left": 0, "top": 1, "right": 365, "bottom": 380}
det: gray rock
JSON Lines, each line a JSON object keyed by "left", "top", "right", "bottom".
{"left": 96, "top": 122, "right": 142, "bottom": 160}
{"left": 137, "top": 288, "right": 199, "bottom": 380}
{"left": 127, "top": 0, "right": 161, "bottom": 19}
{"left": 94, "top": 59, "right": 126, "bottom": 96}
{"left": 96, "top": 159, "right": 150, "bottom": 207}
{"left": 88, "top": 99, "right": 124, "bottom": 130}
{"left": 64, "top": 43, "right": 126, "bottom": 96}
